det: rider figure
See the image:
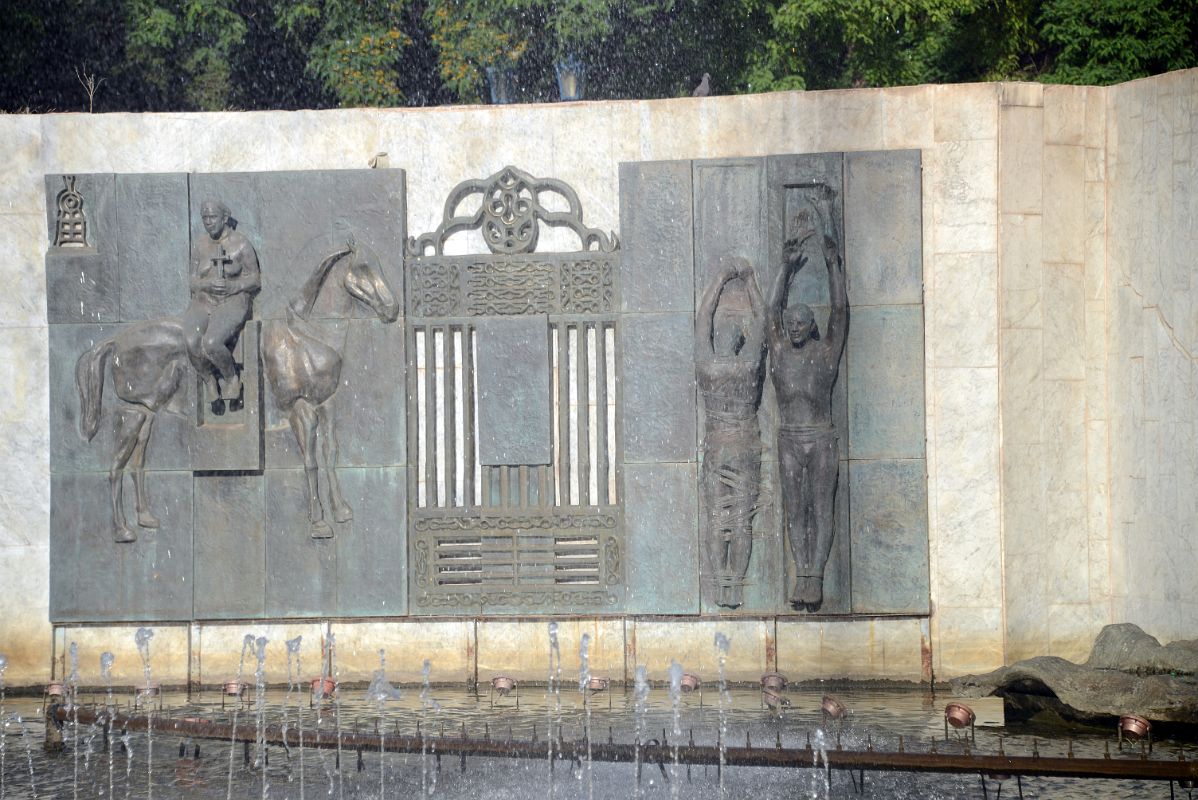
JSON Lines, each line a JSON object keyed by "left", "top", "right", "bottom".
{"left": 183, "top": 199, "right": 260, "bottom": 414}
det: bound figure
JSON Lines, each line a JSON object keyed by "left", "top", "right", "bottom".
{"left": 768, "top": 186, "right": 848, "bottom": 611}
{"left": 183, "top": 199, "right": 260, "bottom": 414}
{"left": 696, "top": 257, "right": 767, "bottom": 609}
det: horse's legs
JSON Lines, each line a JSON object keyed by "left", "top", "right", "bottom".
{"left": 110, "top": 407, "right": 145, "bottom": 543}
{"left": 316, "top": 404, "right": 353, "bottom": 523}
{"left": 130, "top": 412, "right": 160, "bottom": 529}
{"left": 289, "top": 398, "right": 331, "bottom": 538}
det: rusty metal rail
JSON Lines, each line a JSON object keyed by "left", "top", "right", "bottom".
{"left": 53, "top": 705, "right": 1198, "bottom": 783}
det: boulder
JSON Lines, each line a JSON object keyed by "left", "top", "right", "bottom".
{"left": 949, "top": 624, "right": 1198, "bottom": 724}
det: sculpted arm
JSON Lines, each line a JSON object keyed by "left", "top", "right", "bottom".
{"left": 231, "top": 242, "right": 262, "bottom": 296}
{"left": 741, "top": 263, "right": 767, "bottom": 355}
{"left": 697, "top": 262, "right": 735, "bottom": 358}
{"left": 820, "top": 194, "right": 848, "bottom": 356}
{"left": 767, "top": 246, "right": 799, "bottom": 350}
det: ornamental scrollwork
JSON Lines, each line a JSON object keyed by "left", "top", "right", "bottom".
{"left": 604, "top": 535, "right": 622, "bottom": 586}
{"left": 406, "top": 165, "right": 619, "bottom": 257}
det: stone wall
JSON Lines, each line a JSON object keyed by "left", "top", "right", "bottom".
{"left": 1106, "top": 70, "right": 1198, "bottom": 642}
{"left": 1, "top": 69, "right": 1196, "bottom": 688}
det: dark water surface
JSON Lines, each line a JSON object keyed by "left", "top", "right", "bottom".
{"left": 1, "top": 686, "right": 1193, "bottom": 799}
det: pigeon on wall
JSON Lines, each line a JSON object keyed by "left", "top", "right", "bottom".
{"left": 693, "top": 73, "right": 711, "bottom": 97}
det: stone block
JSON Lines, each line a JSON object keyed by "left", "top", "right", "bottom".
{"left": 58, "top": 625, "right": 190, "bottom": 687}
{"left": 620, "top": 313, "right": 696, "bottom": 463}
{"left": 624, "top": 462, "right": 699, "bottom": 614}
{"left": 999, "top": 106, "right": 1044, "bottom": 215}
{"left": 0, "top": 116, "right": 41, "bottom": 214}
{"left": 999, "top": 213, "right": 1043, "bottom": 329}
{"left": 44, "top": 173, "right": 119, "bottom": 324}
{"left": 50, "top": 471, "right": 193, "bottom": 622}
{"left": 999, "top": 328, "right": 1044, "bottom": 446}
{"left": 692, "top": 158, "right": 766, "bottom": 296}
{"left": 618, "top": 160, "right": 693, "bottom": 313}
{"left": 1042, "top": 145, "right": 1086, "bottom": 263}
{"left": 194, "top": 622, "right": 324, "bottom": 685}
{"left": 115, "top": 173, "right": 190, "bottom": 321}
{"left": 193, "top": 474, "right": 266, "bottom": 619}
{"left": 882, "top": 85, "right": 935, "bottom": 149}
{"left": 1000, "top": 445, "right": 1047, "bottom": 556}
{"left": 847, "top": 305, "right": 925, "bottom": 460}
{"left": 475, "top": 315, "right": 552, "bottom": 466}
{"left": 934, "top": 83, "right": 998, "bottom": 142}
{"left": 849, "top": 460, "right": 929, "bottom": 614}
{"left": 814, "top": 88, "right": 884, "bottom": 152}
{"left": 0, "top": 329, "right": 50, "bottom": 548}
{"left": 1042, "top": 263, "right": 1085, "bottom": 381}
{"left": 476, "top": 619, "right": 624, "bottom": 686}
{"left": 0, "top": 213, "right": 49, "bottom": 328}
{"left": 999, "top": 83, "right": 1043, "bottom": 108}
{"left": 333, "top": 467, "right": 407, "bottom": 616}
{"left": 334, "top": 620, "right": 472, "bottom": 684}
{"left": 188, "top": 169, "right": 406, "bottom": 322}
{"left": 1044, "top": 85, "right": 1087, "bottom": 146}
{"left": 929, "top": 139, "right": 998, "bottom": 254}
{"left": 933, "top": 485, "right": 1002, "bottom": 609}
{"left": 932, "top": 252, "right": 997, "bottom": 368}
{"left": 631, "top": 619, "right": 769, "bottom": 683}
{"left": 932, "top": 366, "right": 999, "bottom": 496}
{"left": 265, "top": 469, "right": 337, "bottom": 616}
{"left": 932, "top": 605, "right": 1004, "bottom": 678}
{"left": 844, "top": 150, "right": 923, "bottom": 306}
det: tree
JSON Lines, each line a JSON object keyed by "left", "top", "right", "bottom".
{"left": 1039, "top": 0, "right": 1198, "bottom": 85}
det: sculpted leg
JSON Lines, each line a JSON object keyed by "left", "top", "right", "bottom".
{"left": 205, "top": 295, "right": 252, "bottom": 401}
{"left": 110, "top": 408, "right": 144, "bottom": 543}
{"left": 130, "top": 412, "right": 160, "bottom": 529}
{"left": 799, "top": 436, "right": 840, "bottom": 610}
{"left": 779, "top": 437, "right": 807, "bottom": 605}
{"left": 289, "top": 399, "right": 331, "bottom": 538}
{"left": 317, "top": 404, "right": 353, "bottom": 524}
{"left": 700, "top": 457, "right": 728, "bottom": 606}
{"left": 182, "top": 300, "right": 219, "bottom": 398}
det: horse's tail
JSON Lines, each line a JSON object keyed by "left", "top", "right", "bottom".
{"left": 75, "top": 337, "right": 115, "bottom": 441}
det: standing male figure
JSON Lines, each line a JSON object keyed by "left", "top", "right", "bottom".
{"left": 768, "top": 186, "right": 848, "bottom": 611}
{"left": 183, "top": 199, "right": 260, "bottom": 414}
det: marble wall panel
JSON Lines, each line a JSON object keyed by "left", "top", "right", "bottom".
{"left": 333, "top": 467, "right": 407, "bottom": 617}
{"left": 115, "top": 172, "right": 190, "bottom": 321}
{"left": 850, "top": 460, "right": 930, "bottom": 614}
{"left": 624, "top": 462, "right": 699, "bottom": 614}
{"left": 618, "top": 160, "right": 693, "bottom": 313}
{"left": 847, "top": 305, "right": 925, "bottom": 460}
{"left": 193, "top": 474, "right": 266, "bottom": 619}
{"left": 620, "top": 313, "right": 696, "bottom": 464}
{"left": 264, "top": 468, "right": 338, "bottom": 616}
{"left": 844, "top": 150, "right": 923, "bottom": 306}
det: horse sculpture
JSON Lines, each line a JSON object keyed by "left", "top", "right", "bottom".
{"left": 262, "top": 242, "right": 400, "bottom": 538}
{"left": 75, "top": 241, "right": 399, "bottom": 542}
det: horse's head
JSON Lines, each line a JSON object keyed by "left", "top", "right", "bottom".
{"left": 344, "top": 253, "right": 401, "bottom": 323}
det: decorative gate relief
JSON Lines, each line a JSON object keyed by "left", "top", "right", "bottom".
{"left": 404, "top": 166, "right": 624, "bottom": 613}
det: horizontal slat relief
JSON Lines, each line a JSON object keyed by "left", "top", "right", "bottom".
{"left": 432, "top": 531, "right": 603, "bottom": 587}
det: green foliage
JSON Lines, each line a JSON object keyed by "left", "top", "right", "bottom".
{"left": 1, "top": 0, "right": 1196, "bottom": 112}
{"left": 276, "top": 0, "right": 415, "bottom": 107}
{"left": 1039, "top": 0, "right": 1198, "bottom": 85}
{"left": 123, "top": 0, "right": 249, "bottom": 110}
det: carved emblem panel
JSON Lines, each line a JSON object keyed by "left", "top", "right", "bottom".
{"left": 405, "top": 165, "right": 624, "bottom": 614}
